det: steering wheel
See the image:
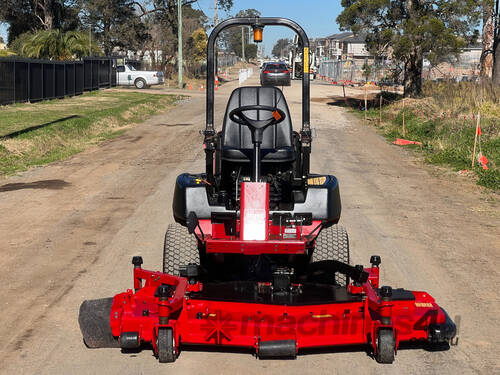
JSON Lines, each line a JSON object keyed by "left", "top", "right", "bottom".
{"left": 229, "top": 105, "right": 287, "bottom": 181}
{"left": 229, "top": 105, "right": 286, "bottom": 138}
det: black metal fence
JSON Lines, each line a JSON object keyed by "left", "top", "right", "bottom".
{"left": 0, "top": 57, "right": 117, "bottom": 106}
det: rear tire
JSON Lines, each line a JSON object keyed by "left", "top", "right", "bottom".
{"left": 312, "top": 225, "right": 350, "bottom": 285}
{"left": 163, "top": 223, "right": 199, "bottom": 274}
{"left": 134, "top": 78, "right": 146, "bottom": 89}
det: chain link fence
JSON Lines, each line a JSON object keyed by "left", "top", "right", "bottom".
{"left": 318, "top": 59, "right": 403, "bottom": 84}
{"left": 218, "top": 53, "right": 239, "bottom": 68}
{"left": 318, "top": 55, "right": 481, "bottom": 85}
{"left": 422, "top": 60, "right": 480, "bottom": 82}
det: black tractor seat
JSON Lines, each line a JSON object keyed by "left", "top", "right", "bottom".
{"left": 221, "top": 86, "right": 294, "bottom": 163}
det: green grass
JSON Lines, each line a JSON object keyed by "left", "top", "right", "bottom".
{"left": 0, "top": 90, "right": 181, "bottom": 175}
{"left": 357, "top": 85, "right": 500, "bottom": 191}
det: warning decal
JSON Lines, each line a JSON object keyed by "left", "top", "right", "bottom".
{"left": 304, "top": 47, "right": 309, "bottom": 73}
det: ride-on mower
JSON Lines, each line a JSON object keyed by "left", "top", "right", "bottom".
{"left": 79, "top": 17, "right": 456, "bottom": 364}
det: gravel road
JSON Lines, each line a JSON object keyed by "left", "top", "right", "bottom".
{"left": 0, "top": 74, "right": 498, "bottom": 375}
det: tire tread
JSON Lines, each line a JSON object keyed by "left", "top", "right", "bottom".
{"left": 157, "top": 328, "right": 175, "bottom": 363}
{"left": 312, "top": 225, "right": 350, "bottom": 285}
{"left": 163, "top": 223, "right": 199, "bottom": 274}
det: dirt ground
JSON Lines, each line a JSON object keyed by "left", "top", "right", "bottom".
{"left": 0, "top": 74, "right": 499, "bottom": 375}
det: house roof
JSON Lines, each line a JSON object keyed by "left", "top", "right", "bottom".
{"left": 324, "top": 32, "right": 367, "bottom": 44}
{"left": 325, "top": 32, "right": 352, "bottom": 40}
{"left": 339, "top": 33, "right": 367, "bottom": 43}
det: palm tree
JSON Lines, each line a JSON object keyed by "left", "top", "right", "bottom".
{"left": 20, "top": 29, "right": 101, "bottom": 60}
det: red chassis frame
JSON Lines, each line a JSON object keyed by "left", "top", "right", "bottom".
{"left": 195, "top": 182, "right": 323, "bottom": 256}
{"left": 110, "top": 263, "right": 453, "bottom": 359}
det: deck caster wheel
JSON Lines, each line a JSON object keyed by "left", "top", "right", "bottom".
{"left": 376, "top": 329, "right": 395, "bottom": 364}
{"left": 157, "top": 328, "right": 176, "bottom": 363}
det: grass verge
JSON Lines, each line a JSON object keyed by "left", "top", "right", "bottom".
{"left": 358, "top": 82, "right": 499, "bottom": 191}
{"left": 0, "top": 90, "right": 181, "bottom": 175}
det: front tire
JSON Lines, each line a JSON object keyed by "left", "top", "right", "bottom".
{"left": 134, "top": 78, "right": 146, "bottom": 89}
{"left": 376, "top": 329, "right": 395, "bottom": 364}
{"left": 163, "top": 223, "right": 199, "bottom": 274}
{"left": 312, "top": 225, "right": 350, "bottom": 285}
{"left": 157, "top": 328, "right": 176, "bottom": 363}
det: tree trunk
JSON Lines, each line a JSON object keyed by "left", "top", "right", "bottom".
{"left": 480, "top": 1, "right": 494, "bottom": 81}
{"left": 492, "top": 0, "right": 500, "bottom": 85}
{"left": 404, "top": 49, "right": 423, "bottom": 97}
{"left": 403, "top": 0, "right": 423, "bottom": 96}
{"left": 43, "top": 0, "right": 54, "bottom": 30}
{"left": 493, "top": 39, "right": 500, "bottom": 85}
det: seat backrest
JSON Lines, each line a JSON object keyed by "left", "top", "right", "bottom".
{"left": 221, "top": 86, "right": 293, "bottom": 151}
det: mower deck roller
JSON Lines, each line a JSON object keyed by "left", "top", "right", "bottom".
{"left": 79, "top": 17, "right": 456, "bottom": 364}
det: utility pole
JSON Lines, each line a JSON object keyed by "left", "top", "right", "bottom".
{"left": 214, "top": 0, "right": 218, "bottom": 26}
{"left": 177, "top": 0, "right": 183, "bottom": 89}
{"left": 89, "top": 26, "right": 91, "bottom": 56}
{"left": 214, "top": 0, "right": 218, "bottom": 76}
{"left": 242, "top": 27, "right": 246, "bottom": 67}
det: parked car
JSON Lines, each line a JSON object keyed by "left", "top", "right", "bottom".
{"left": 260, "top": 62, "right": 291, "bottom": 86}
{"left": 116, "top": 64, "right": 164, "bottom": 89}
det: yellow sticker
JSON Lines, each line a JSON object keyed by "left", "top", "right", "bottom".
{"left": 303, "top": 47, "right": 309, "bottom": 73}
{"left": 307, "top": 176, "right": 326, "bottom": 185}
{"left": 415, "top": 302, "right": 434, "bottom": 308}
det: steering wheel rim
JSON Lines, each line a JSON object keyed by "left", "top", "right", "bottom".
{"left": 229, "top": 105, "right": 286, "bottom": 130}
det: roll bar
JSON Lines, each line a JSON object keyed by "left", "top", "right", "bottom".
{"left": 205, "top": 17, "right": 311, "bottom": 137}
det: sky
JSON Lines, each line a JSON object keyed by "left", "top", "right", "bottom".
{"left": 0, "top": 23, "right": 7, "bottom": 43}
{"left": 197, "top": 0, "right": 343, "bottom": 55}
{"left": 0, "top": 1, "right": 343, "bottom": 54}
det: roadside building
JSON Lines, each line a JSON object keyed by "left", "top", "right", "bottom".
{"left": 312, "top": 32, "right": 371, "bottom": 61}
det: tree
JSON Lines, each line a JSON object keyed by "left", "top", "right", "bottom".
{"left": 18, "top": 29, "right": 101, "bottom": 60}
{"left": 133, "top": 1, "right": 232, "bottom": 74}
{"left": 187, "top": 28, "right": 207, "bottom": 63}
{"left": 79, "top": 0, "right": 149, "bottom": 55}
{"left": 486, "top": 2, "right": 500, "bottom": 85}
{"left": 480, "top": 0, "right": 495, "bottom": 80}
{"left": 9, "top": 32, "right": 34, "bottom": 55}
{"left": 337, "top": 0, "right": 481, "bottom": 97}
{"left": 362, "top": 61, "right": 372, "bottom": 81}
{"left": 0, "top": 0, "right": 79, "bottom": 43}
{"left": 272, "top": 38, "right": 291, "bottom": 59}
{"left": 33, "top": 0, "right": 56, "bottom": 30}
{"left": 219, "top": 8, "right": 260, "bottom": 59}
